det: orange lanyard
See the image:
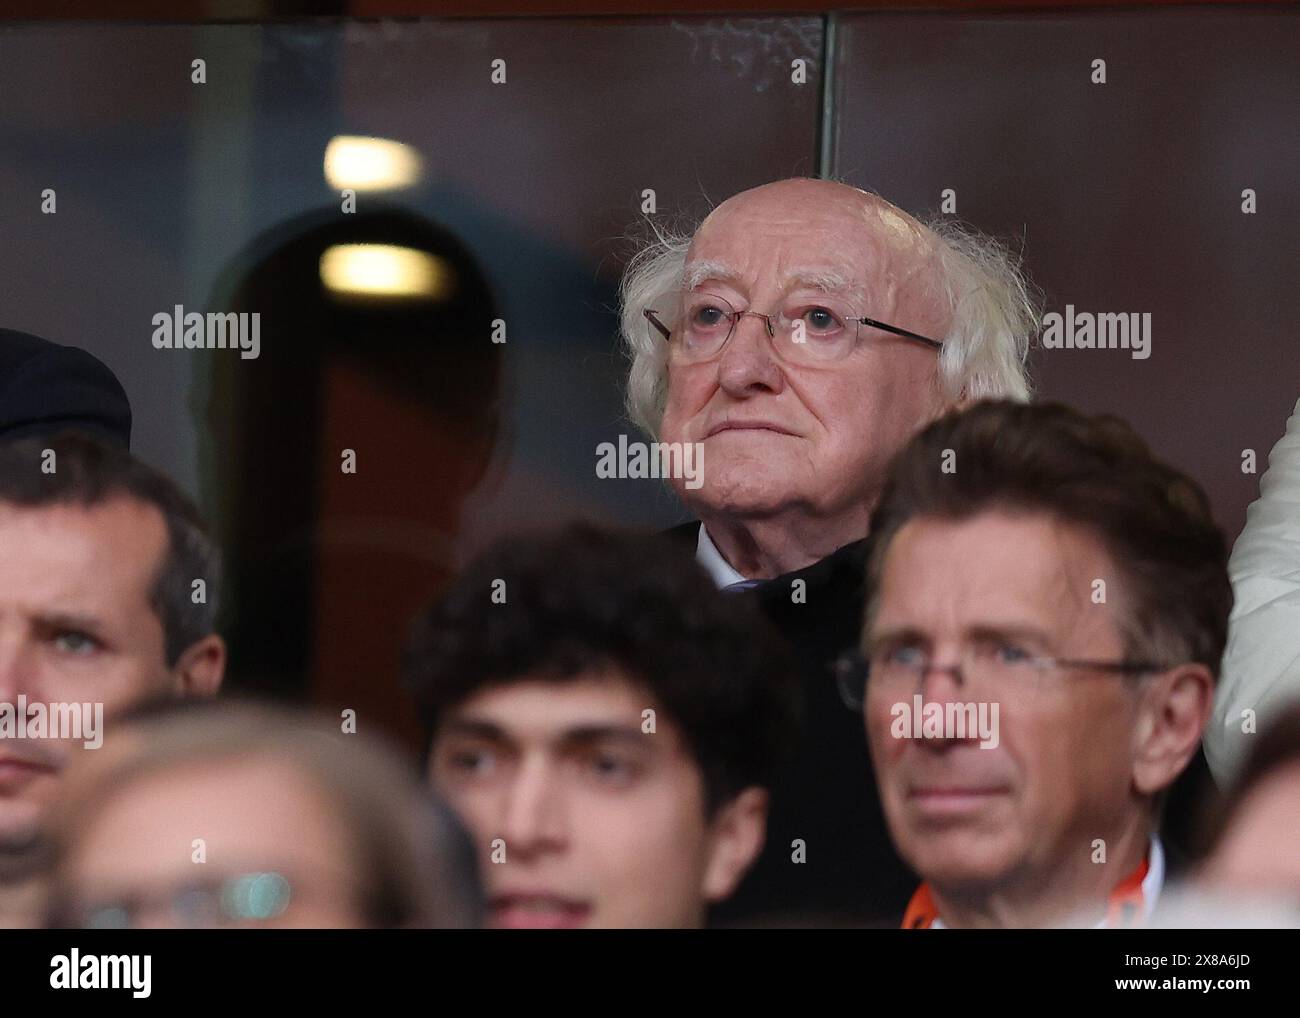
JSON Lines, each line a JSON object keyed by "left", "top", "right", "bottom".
{"left": 902, "top": 855, "right": 1151, "bottom": 929}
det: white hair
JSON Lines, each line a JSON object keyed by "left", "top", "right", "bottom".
{"left": 618, "top": 205, "right": 1039, "bottom": 439}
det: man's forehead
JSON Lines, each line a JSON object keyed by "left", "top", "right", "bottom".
{"left": 699, "top": 180, "right": 925, "bottom": 238}
{"left": 688, "top": 185, "right": 933, "bottom": 291}
{"left": 682, "top": 257, "right": 859, "bottom": 296}
{"left": 0, "top": 495, "right": 166, "bottom": 548}
{"left": 444, "top": 674, "right": 671, "bottom": 740}
{"left": 704, "top": 178, "right": 873, "bottom": 218}
{"left": 876, "top": 512, "right": 1122, "bottom": 631}
{"left": 0, "top": 497, "right": 168, "bottom": 601}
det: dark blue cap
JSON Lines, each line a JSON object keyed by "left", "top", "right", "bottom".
{"left": 0, "top": 328, "right": 132, "bottom": 448}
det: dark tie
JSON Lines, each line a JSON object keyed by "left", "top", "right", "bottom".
{"left": 721, "top": 579, "right": 764, "bottom": 593}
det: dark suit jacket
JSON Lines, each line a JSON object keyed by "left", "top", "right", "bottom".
{"left": 668, "top": 522, "right": 917, "bottom": 925}
{"left": 0, "top": 328, "right": 131, "bottom": 447}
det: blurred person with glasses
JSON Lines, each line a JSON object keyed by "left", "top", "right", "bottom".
{"left": 849, "top": 400, "right": 1231, "bottom": 928}
{"left": 43, "top": 699, "right": 482, "bottom": 929}
{"left": 619, "top": 178, "right": 1039, "bottom": 922}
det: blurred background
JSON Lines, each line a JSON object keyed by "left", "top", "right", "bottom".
{"left": 0, "top": 1, "right": 1295, "bottom": 752}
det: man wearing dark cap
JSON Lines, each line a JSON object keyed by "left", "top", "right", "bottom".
{"left": 0, "top": 329, "right": 132, "bottom": 447}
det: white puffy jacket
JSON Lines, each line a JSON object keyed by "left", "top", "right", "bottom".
{"left": 1208, "top": 396, "right": 1300, "bottom": 785}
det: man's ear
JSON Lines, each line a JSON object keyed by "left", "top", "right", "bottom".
{"left": 928, "top": 383, "right": 967, "bottom": 424}
{"left": 948, "top": 383, "right": 974, "bottom": 413}
{"left": 701, "top": 786, "right": 769, "bottom": 904}
{"left": 1132, "top": 663, "right": 1214, "bottom": 796}
{"left": 170, "top": 634, "right": 226, "bottom": 698}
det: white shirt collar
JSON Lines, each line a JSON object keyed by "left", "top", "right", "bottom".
{"left": 1140, "top": 834, "right": 1166, "bottom": 921}
{"left": 695, "top": 524, "right": 747, "bottom": 589}
{"left": 929, "top": 835, "right": 1165, "bottom": 929}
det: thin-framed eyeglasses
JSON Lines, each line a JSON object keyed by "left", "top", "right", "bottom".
{"left": 833, "top": 644, "right": 1168, "bottom": 712}
{"left": 48, "top": 867, "right": 362, "bottom": 929}
{"left": 643, "top": 289, "right": 944, "bottom": 365}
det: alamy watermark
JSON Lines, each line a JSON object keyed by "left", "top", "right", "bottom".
{"left": 0, "top": 697, "right": 103, "bottom": 749}
{"left": 890, "top": 694, "right": 1000, "bottom": 749}
{"left": 596, "top": 435, "right": 704, "bottom": 490}
{"left": 151, "top": 305, "right": 260, "bottom": 360}
{"left": 1041, "top": 305, "right": 1151, "bottom": 360}
{"left": 50, "top": 950, "right": 151, "bottom": 998}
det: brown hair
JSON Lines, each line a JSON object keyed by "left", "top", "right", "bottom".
{"left": 865, "top": 400, "right": 1232, "bottom": 676}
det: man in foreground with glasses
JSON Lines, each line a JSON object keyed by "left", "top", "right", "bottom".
{"left": 619, "top": 177, "right": 1039, "bottom": 922}
{"left": 45, "top": 699, "right": 482, "bottom": 929}
{"left": 853, "top": 400, "right": 1232, "bottom": 928}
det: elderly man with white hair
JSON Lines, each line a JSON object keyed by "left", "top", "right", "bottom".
{"left": 620, "top": 177, "right": 1038, "bottom": 923}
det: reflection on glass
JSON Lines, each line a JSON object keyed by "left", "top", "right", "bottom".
{"left": 318, "top": 244, "right": 453, "bottom": 301}
{"left": 323, "top": 135, "right": 424, "bottom": 192}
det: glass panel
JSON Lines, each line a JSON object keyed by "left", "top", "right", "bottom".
{"left": 831, "top": 8, "right": 1300, "bottom": 538}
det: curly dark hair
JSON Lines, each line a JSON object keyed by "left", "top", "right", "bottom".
{"left": 405, "top": 524, "right": 803, "bottom": 815}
